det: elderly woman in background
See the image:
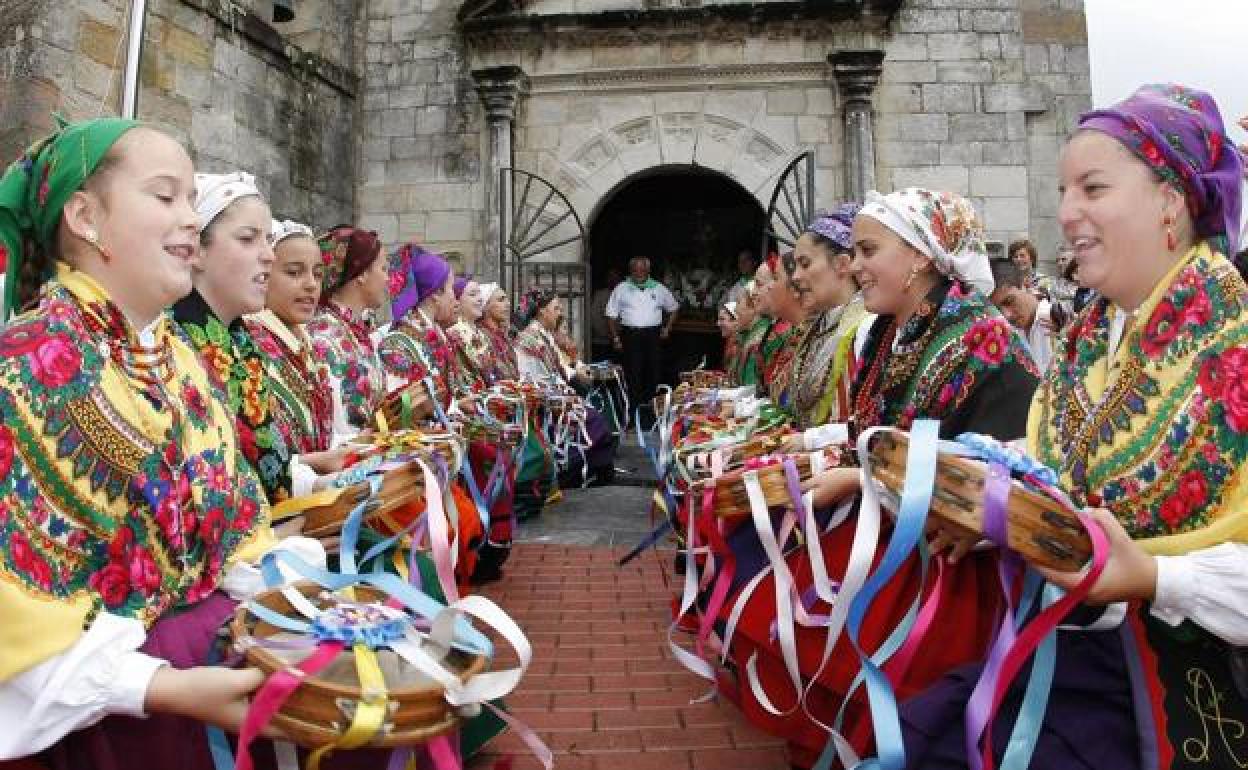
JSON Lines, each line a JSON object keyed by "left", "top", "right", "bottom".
{"left": 901, "top": 84, "right": 1248, "bottom": 770}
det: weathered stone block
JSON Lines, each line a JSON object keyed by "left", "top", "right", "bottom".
{"left": 389, "top": 85, "right": 428, "bottom": 108}
{"left": 363, "top": 137, "right": 391, "bottom": 162}
{"left": 1024, "top": 43, "right": 1050, "bottom": 73}
{"left": 1006, "top": 112, "right": 1027, "bottom": 141}
{"left": 1029, "top": 173, "right": 1060, "bottom": 217}
{"left": 391, "top": 13, "right": 424, "bottom": 43}
{"left": 892, "top": 165, "right": 969, "bottom": 194}
{"left": 174, "top": 62, "right": 212, "bottom": 107}
{"left": 806, "top": 88, "right": 836, "bottom": 116}
{"left": 971, "top": 10, "right": 1020, "bottom": 32}
{"left": 880, "top": 140, "right": 941, "bottom": 166}
{"left": 883, "top": 61, "right": 939, "bottom": 84}
{"left": 78, "top": 18, "right": 121, "bottom": 67}
{"left": 73, "top": 56, "right": 113, "bottom": 100}
{"left": 922, "top": 83, "right": 974, "bottom": 113}
{"left": 952, "top": 113, "right": 1006, "bottom": 141}
{"left": 1022, "top": 10, "right": 1087, "bottom": 44}
{"left": 886, "top": 33, "right": 929, "bottom": 61}
{"left": 376, "top": 108, "right": 416, "bottom": 137}
{"left": 415, "top": 106, "right": 447, "bottom": 135}
{"left": 164, "top": 23, "right": 212, "bottom": 69}
{"left": 1000, "top": 33, "right": 1024, "bottom": 59}
{"left": 979, "top": 34, "right": 1001, "bottom": 60}
{"left": 983, "top": 196, "right": 1030, "bottom": 231}
{"left": 928, "top": 32, "right": 981, "bottom": 61}
{"left": 940, "top": 141, "right": 983, "bottom": 165}
{"left": 766, "top": 88, "right": 806, "bottom": 116}
{"left": 879, "top": 84, "right": 922, "bottom": 113}
{"left": 971, "top": 165, "right": 1027, "bottom": 197}
{"left": 359, "top": 213, "right": 398, "bottom": 244}
{"left": 938, "top": 61, "right": 993, "bottom": 83}
{"left": 984, "top": 82, "right": 1051, "bottom": 113}
{"left": 393, "top": 136, "right": 432, "bottom": 160}
{"left": 1065, "top": 45, "right": 1090, "bottom": 74}
{"left": 896, "top": 9, "right": 961, "bottom": 33}
{"left": 992, "top": 59, "right": 1025, "bottom": 82}
{"left": 897, "top": 113, "right": 951, "bottom": 142}
{"left": 983, "top": 141, "right": 1027, "bottom": 165}
{"left": 796, "top": 116, "right": 832, "bottom": 144}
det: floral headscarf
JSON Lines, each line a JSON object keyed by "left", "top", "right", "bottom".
{"left": 806, "top": 202, "right": 861, "bottom": 253}
{"left": 388, "top": 241, "right": 450, "bottom": 321}
{"left": 0, "top": 116, "right": 137, "bottom": 319}
{"left": 859, "top": 188, "right": 994, "bottom": 295}
{"left": 514, "top": 288, "right": 556, "bottom": 330}
{"left": 194, "top": 171, "right": 262, "bottom": 232}
{"left": 1079, "top": 83, "right": 1243, "bottom": 256}
{"left": 318, "top": 225, "right": 381, "bottom": 303}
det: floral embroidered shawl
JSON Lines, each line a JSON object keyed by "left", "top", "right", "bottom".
{"left": 0, "top": 267, "right": 270, "bottom": 679}
{"left": 174, "top": 290, "right": 294, "bottom": 503}
{"left": 851, "top": 278, "right": 1039, "bottom": 441}
{"left": 734, "top": 317, "right": 770, "bottom": 387}
{"left": 482, "top": 321, "right": 519, "bottom": 383}
{"left": 790, "top": 298, "right": 867, "bottom": 429}
{"left": 246, "top": 310, "right": 333, "bottom": 457}
{"left": 446, "top": 319, "right": 491, "bottom": 393}
{"left": 307, "top": 302, "right": 386, "bottom": 432}
{"left": 514, "top": 322, "right": 567, "bottom": 383}
{"left": 1029, "top": 243, "right": 1248, "bottom": 554}
{"left": 378, "top": 309, "right": 456, "bottom": 409}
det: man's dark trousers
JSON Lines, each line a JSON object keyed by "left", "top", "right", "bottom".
{"left": 620, "top": 325, "right": 662, "bottom": 420}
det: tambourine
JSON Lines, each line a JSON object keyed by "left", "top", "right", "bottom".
{"left": 867, "top": 431, "right": 1092, "bottom": 571}
{"left": 291, "top": 460, "right": 430, "bottom": 539}
{"left": 230, "top": 582, "right": 488, "bottom": 749}
{"left": 701, "top": 448, "right": 846, "bottom": 519}
{"left": 374, "top": 380, "right": 445, "bottom": 431}
{"left": 679, "top": 369, "right": 730, "bottom": 389}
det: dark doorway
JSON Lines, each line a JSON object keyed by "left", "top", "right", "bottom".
{"left": 587, "top": 166, "right": 765, "bottom": 377}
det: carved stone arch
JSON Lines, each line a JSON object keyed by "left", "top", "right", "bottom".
{"left": 545, "top": 111, "right": 799, "bottom": 236}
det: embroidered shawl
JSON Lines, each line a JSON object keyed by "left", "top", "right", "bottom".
{"left": 174, "top": 291, "right": 293, "bottom": 503}
{"left": 734, "top": 317, "right": 770, "bottom": 387}
{"left": 514, "top": 322, "right": 567, "bottom": 383}
{"left": 307, "top": 302, "right": 386, "bottom": 432}
{"left": 378, "top": 309, "right": 456, "bottom": 409}
{"left": 446, "top": 319, "right": 491, "bottom": 393}
{"left": 481, "top": 321, "right": 519, "bottom": 383}
{"left": 0, "top": 267, "right": 270, "bottom": 679}
{"left": 246, "top": 310, "right": 333, "bottom": 456}
{"left": 761, "top": 318, "right": 800, "bottom": 408}
{"left": 790, "top": 298, "right": 867, "bottom": 429}
{"left": 1028, "top": 243, "right": 1248, "bottom": 555}
{"left": 851, "top": 279, "right": 1039, "bottom": 440}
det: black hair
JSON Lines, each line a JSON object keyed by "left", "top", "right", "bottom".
{"left": 990, "top": 258, "right": 1026, "bottom": 291}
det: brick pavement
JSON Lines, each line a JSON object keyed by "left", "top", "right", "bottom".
{"left": 468, "top": 544, "right": 790, "bottom": 770}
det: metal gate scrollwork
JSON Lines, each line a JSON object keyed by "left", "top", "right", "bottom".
{"left": 760, "top": 150, "right": 816, "bottom": 258}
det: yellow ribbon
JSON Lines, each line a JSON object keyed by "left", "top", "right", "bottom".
{"left": 270, "top": 486, "right": 346, "bottom": 521}
{"left": 306, "top": 643, "right": 389, "bottom": 770}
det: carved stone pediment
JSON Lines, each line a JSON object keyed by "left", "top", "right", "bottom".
{"left": 458, "top": 0, "right": 900, "bottom": 47}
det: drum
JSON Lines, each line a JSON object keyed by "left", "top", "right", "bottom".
{"left": 374, "top": 380, "right": 444, "bottom": 431}
{"left": 867, "top": 431, "right": 1092, "bottom": 571}
{"left": 295, "top": 460, "right": 430, "bottom": 539}
{"left": 230, "top": 582, "right": 488, "bottom": 748}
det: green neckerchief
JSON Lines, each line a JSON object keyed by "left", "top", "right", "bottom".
{"left": 629, "top": 277, "right": 659, "bottom": 290}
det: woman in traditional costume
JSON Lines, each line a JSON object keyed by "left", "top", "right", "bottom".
{"left": 787, "top": 205, "right": 868, "bottom": 430}
{"left": 0, "top": 120, "right": 320, "bottom": 768}
{"left": 900, "top": 84, "right": 1248, "bottom": 770}
{"left": 480, "top": 284, "right": 519, "bottom": 383}
{"left": 305, "top": 226, "right": 388, "bottom": 440}
{"left": 754, "top": 255, "right": 800, "bottom": 404}
{"left": 447, "top": 277, "right": 495, "bottom": 391}
{"left": 245, "top": 219, "right": 336, "bottom": 469}
{"left": 733, "top": 281, "right": 767, "bottom": 387}
{"left": 514, "top": 289, "right": 618, "bottom": 487}
{"left": 722, "top": 189, "right": 1039, "bottom": 768}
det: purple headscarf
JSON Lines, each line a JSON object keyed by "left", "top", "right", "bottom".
{"left": 806, "top": 202, "right": 862, "bottom": 253}
{"left": 1079, "top": 84, "right": 1243, "bottom": 256}
{"left": 388, "top": 242, "right": 451, "bottom": 321}
{"left": 453, "top": 274, "right": 474, "bottom": 299}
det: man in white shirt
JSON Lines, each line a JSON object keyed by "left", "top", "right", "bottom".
{"left": 989, "top": 258, "right": 1059, "bottom": 373}
{"left": 606, "top": 256, "right": 680, "bottom": 414}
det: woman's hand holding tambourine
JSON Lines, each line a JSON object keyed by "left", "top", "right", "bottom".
{"left": 1033, "top": 508, "right": 1158, "bottom": 605}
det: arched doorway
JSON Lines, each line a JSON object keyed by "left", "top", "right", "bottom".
{"left": 586, "top": 166, "right": 765, "bottom": 376}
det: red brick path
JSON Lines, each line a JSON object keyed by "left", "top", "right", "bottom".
{"left": 469, "top": 544, "right": 790, "bottom": 770}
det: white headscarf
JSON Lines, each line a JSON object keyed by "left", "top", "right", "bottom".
{"left": 270, "top": 218, "right": 314, "bottom": 246}
{"left": 194, "top": 171, "right": 262, "bottom": 232}
{"left": 478, "top": 282, "right": 501, "bottom": 302}
{"left": 859, "top": 188, "right": 994, "bottom": 295}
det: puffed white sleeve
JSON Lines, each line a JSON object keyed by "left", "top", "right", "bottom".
{"left": 1151, "top": 541, "right": 1248, "bottom": 645}
{"left": 221, "top": 535, "right": 329, "bottom": 601}
{"left": 659, "top": 285, "right": 680, "bottom": 313}
{"left": 803, "top": 423, "right": 849, "bottom": 451}
{"left": 516, "top": 349, "right": 548, "bottom": 381}
{"left": 604, "top": 286, "right": 622, "bottom": 320}
{"left": 0, "top": 614, "right": 166, "bottom": 759}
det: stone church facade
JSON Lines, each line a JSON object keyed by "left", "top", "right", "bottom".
{"left": 2, "top": 0, "right": 1089, "bottom": 334}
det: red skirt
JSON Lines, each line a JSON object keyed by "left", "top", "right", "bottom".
{"left": 724, "top": 516, "right": 1003, "bottom": 768}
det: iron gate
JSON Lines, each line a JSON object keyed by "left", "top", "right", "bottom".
{"left": 760, "top": 150, "right": 816, "bottom": 258}
{"left": 498, "top": 167, "right": 589, "bottom": 349}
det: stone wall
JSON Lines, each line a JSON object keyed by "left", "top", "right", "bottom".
{"left": 875, "top": 0, "right": 1089, "bottom": 263}
{"left": 0, "top": 0, "right": 361, "bottom": 228}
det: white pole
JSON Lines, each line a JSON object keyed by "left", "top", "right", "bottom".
{"left": 120, "top": 0, "right": 148, "bottom": 118}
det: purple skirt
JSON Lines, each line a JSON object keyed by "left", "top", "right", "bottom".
{"left": 899, "top": 625, "right": 1136, "bottom": 769}
{"left": 45, "top": 593, "right": 404, "bottom": 770}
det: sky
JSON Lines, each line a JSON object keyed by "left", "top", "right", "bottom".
{"left": 1085, "top": 0, "right": 1248, "bottom": 146}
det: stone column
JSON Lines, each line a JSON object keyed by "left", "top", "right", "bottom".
{"left": 830, "top": 50, "right": 885, "bottom": 202}
{"left": 472, "top": 66, "right": 529, "bottom": 282}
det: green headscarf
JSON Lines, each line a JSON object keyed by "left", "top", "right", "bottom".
{"left": 0, "top": 116, "right": 138, "bottom": 320}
